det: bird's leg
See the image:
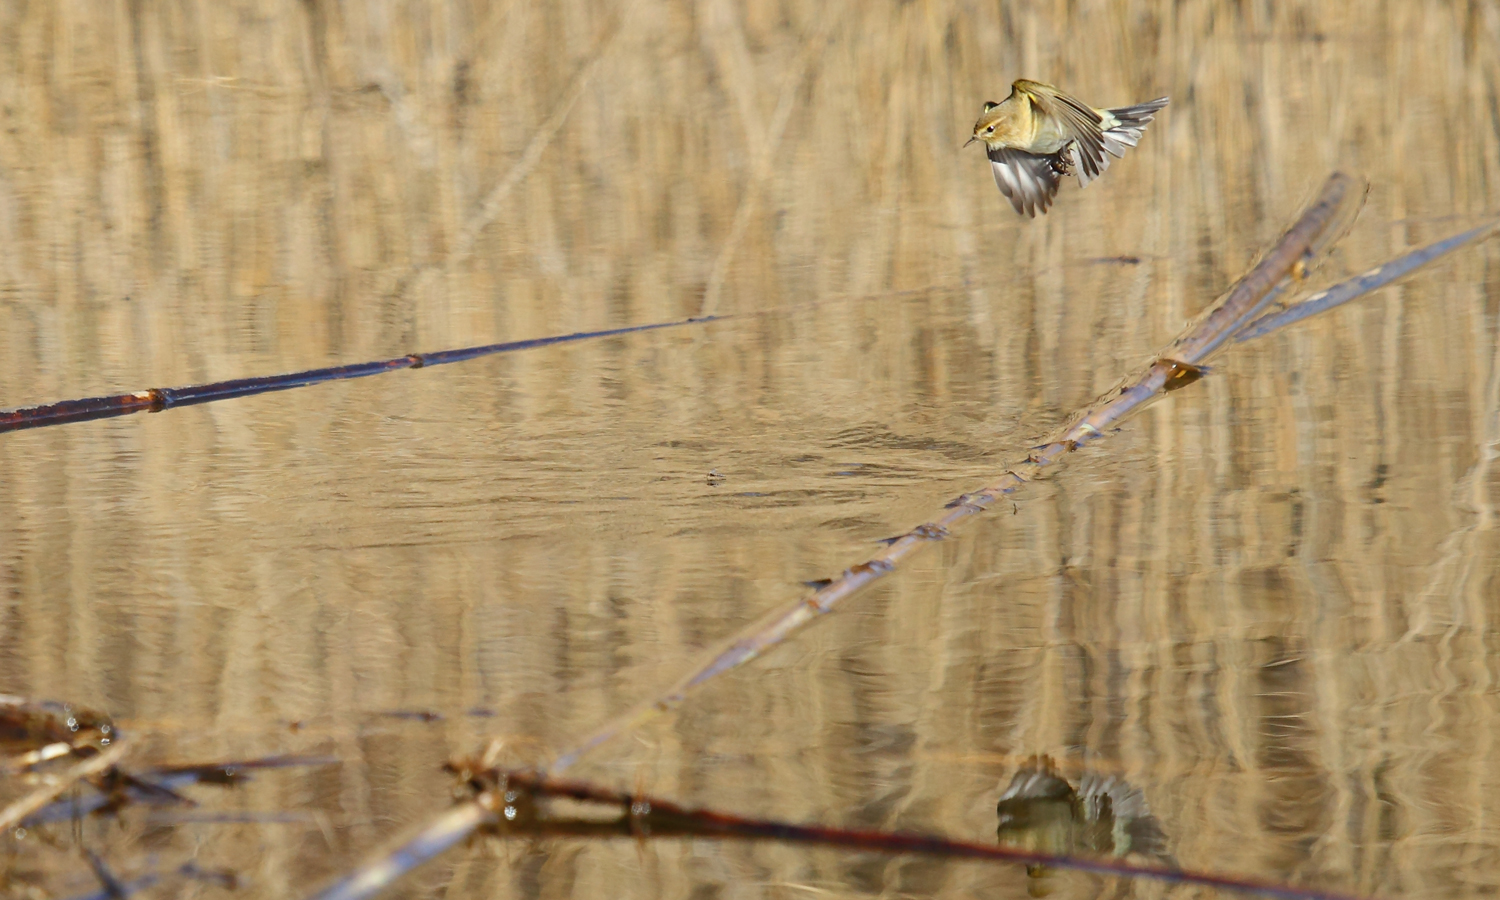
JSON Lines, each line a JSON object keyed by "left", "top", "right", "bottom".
{"left": 1052, "top": 142, "right": 1076, "bottom": 177}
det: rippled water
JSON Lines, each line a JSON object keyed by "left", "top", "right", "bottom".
{"left": 2, "top": 1, "right": 1499, "bottom": 898}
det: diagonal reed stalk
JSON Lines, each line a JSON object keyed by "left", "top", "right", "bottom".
{"left": 546, "top": 172, "right": 1368, "bottom": 775}
{"left": 1233, "top": 218, "right": 1500, "bottom": 341}
{"left": 306, "top": 173, "right": 1500, "bottom": 900}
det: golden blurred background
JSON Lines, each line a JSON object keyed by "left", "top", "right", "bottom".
{"left": 1, "top": 0, "right": 1499, "bottom": 897}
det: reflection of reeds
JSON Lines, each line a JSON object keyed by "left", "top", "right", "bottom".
{"left": 307, "top": 175, "right": 1496, "bottom": 900}
{"left": 5, "top": 178, "right": 1488, "bottom": 899}
{"left": 3, "top": 2, "right": 1500, "bottom": 899}
{"left": 699, "top": 4, "right": 842, "bottom": 317}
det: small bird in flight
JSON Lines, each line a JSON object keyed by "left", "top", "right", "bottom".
{"left": 967, "top": 80, "right": 1168, "bottom": 217}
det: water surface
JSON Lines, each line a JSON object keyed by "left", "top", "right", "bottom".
{"left": 2, "top": 1, "right": 1499, "bottom": 898}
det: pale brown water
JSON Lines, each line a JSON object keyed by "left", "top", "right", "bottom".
{"left": 2, "top": 1, "right": 1500, "bottom": 898}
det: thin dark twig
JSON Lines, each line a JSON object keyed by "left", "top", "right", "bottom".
{"left": 0, "top": 318, "right": 723, "bottom": 435}
{"left": 21, "top": 754, "right": 338, "bottom": 827}
{"left": 0, "top": 280, "right": 962, "bottom": 437}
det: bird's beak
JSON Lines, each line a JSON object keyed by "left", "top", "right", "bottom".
{"left": 963, "top": 136, "right": 977, "bottom": 148}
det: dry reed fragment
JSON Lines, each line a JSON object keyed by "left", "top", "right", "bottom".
{"left": 0, "top": 284, "right": 956, "bottom": 436}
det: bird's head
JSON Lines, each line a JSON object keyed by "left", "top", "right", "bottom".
{"left": 966, "top": 100, "right": 1006, "bottom": 148}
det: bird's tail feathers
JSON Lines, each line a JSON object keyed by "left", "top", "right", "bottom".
{"left": 1100, "top": 97, "right": 1169, "bottom": 159}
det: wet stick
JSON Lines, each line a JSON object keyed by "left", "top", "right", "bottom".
{"left": 307, "top": 802, "right": 498, "bottom": 900}
{"left": 1233, "top": 218, "right": 1500, "bottom": 341}
{"left": 21, "top": 754, "right": 338, "bottom": 827}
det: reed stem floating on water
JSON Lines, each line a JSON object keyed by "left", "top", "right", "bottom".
{"left": 545, "top": 172, "right": 1369, "bottom": 776}
{"left": 0, "top": 742, "right": 127, "bottom": 833}
{"left": 0, "top": 318, "right": 722, "bottom": 435}
{"left": 0, "top": 283, "right": 948, "bottom": 435}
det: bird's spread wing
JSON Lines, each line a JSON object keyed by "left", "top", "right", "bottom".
{"left": 988, "top": 147, "right": 1063, "bottom": 218}
{"left": 1013, "top": 79, "right": 1109, "bottom": 184}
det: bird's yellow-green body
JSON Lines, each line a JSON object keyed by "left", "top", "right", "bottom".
{"left": 967, "top": 80, "right": 1168, "bottom": 217}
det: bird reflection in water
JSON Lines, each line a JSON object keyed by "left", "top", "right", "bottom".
{"left": 995, "top": 756, "right": 1176, "bottom": 896}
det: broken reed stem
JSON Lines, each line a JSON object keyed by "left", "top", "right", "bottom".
{"left": 21, "top": 754, "right": 338, "bottom": 827}
{"left": 0, "top": 742, "right": 126, "bottom": 832}
{"left": 1161, "top": 174, "right": 1367, "bottom": 365}
{"left": 1234, "top": 218, "right": 1500, "bottom": 342}
{"left": 466, "top": 770, "right": 1379, "bottom": 900}
{"left": 546, "top": 172, "right": 1367, "bottom": 775}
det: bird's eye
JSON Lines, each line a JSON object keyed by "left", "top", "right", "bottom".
{"left": 984, "top": 126, "right": 995, "bottom": 134}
